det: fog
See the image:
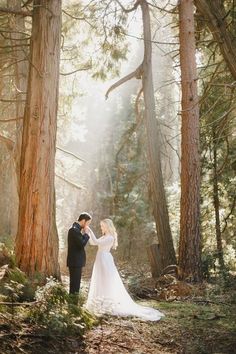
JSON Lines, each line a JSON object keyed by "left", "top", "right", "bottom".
{"left": 55, "top": 0, "right": 180, "bottom": 263}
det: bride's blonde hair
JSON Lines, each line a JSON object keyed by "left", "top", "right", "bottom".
{"left": 101, "top": 218, "right": 118, "bottom": 250}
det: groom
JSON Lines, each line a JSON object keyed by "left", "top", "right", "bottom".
{"left": 67, "top": 212, "right": 92, "bottom": 295}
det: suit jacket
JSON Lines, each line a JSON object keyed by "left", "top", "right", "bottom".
{"left": 67, "top": 222, "right": 90, "bottom": 268}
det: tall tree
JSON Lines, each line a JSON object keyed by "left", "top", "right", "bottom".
{"left": 178, "top": 0, "right": 202, "bottom": 282}
{"left": 0, "top": 1, "right": 29, "bottom": 236}
{"left": 7, "top": 0, "right": 29, "bottom": 236}
{"left": 8, "top": 0, "right": 28, "bottom": 186}
{"left": 15, "top": 0, "right": 61, "bottom": 278}
{"left": 140, "top": 0, "right": 176, "bottom": 269}
{"left": 106, "top": 0, "right": 176, "bottom": 271}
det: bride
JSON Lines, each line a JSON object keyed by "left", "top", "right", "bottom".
{"left": 85, "top": 218, "right": 164, "bottom": 321}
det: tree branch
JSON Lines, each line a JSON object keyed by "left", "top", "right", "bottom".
{"left": 115, "top": 0, "right": 141, "bottom": 13}
{"left": 0, "top": 98, "right": 26, "bottom": 103}
{"left": 121, "top": 31, "right": 179, "bottom": 45}
{"left": 62, "top": 9, "right": 85, "bottom": 20}
{"left": 105, "top": 64, "right": 143, "bottom": 99}
{"left": 0, "top": 117, "right": 23, "bottom": 123}
{"left": 0, "top": 7, "right": 32, "bottom": 17}
{"left": 56, "top": 146, "right": 86, "bottom": 162}
{"left": 0, "top": 135, "right": 14, "bottom": 150}
{"left": 60, "top": 65, "right": 92, "bottom": 76}
{"left": 147, "top": 1, "right": 178, "bottom": 14}
{"left": 0, "top": 44, "right": 30, "bottom": 49}
{"left": 62, "top": 9, "right": 94, "bottom": 28}
{"left": 55, "top": 174, "right": 85, "bottom": 190}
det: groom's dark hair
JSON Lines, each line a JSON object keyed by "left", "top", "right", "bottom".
{"left": 78, "top": 212, "right": 92, "bottom": 222}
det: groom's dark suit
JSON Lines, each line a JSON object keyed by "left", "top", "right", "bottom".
{"left": 67, "top": 222, "right": 90, "bottom": 294}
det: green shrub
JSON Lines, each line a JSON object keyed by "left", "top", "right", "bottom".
{"left": 30, "top": 277, "right": 95, "bottom": 335}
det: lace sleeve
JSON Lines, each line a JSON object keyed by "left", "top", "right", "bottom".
{"left": 88, "top": 229, "right": 97, "bottom": 246}
{"left": 88, "top": 228, "right": 113, "bottom": 246}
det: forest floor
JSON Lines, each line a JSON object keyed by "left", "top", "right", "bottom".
{"left": 83, "top": 298, "right": 236, "bottom": 354}
{"left": 1, "top": 269, "right": 236, "bottom": 354}
{"left": 1, "top": 295, "right": 236, "bottom": 354}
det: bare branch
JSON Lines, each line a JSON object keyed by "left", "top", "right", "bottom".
{"left": 0, "top": 59, "right": 29, "bottom": 74}
{"left": 0, "top": 98, "right": 26, "bottom": 103}
{"left": 147, "top": 1, "right": 178, "bottom": 14}
{"left": 62, "top": 9, "right": 94, "bottom": 28}
{"left": 0, "top": 135, "right": 14, "bottom": 150}
{"left": 105, "top": 64, "right": 143, "bottom": 99}
{"left": 0, "top": 117, "right": 23, "bottom": 123}
{"left": 60, "top": 65, "right": 92, "bottom": 76}
{"left": 115, "top": 0, "right": 141, "bottom": 13}
{"left": 0, "top": 44, "right": 30, "bottom": 49}
{"left": 55, "top": 174, "right": 85, "bottom": 190}
{"left": 0, "top": 29, "right": 30, "bottom": 37}
{"left": 121, "top": 31, "right": 179, "bottom": 45}
{"left": 0, "top": 7, "right": 32, "bottom": 17}
{"left": 62, "top": 9, "right": 84, "bottom": 20}
{"left": 56, "top": 146, "right": 86, "bottom": 162}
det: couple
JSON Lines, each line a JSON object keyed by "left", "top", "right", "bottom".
{"left": 67, "top": 212, "right": 164, "bottom": 321}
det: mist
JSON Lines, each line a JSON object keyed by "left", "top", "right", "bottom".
{"left": 55, "top": 0, "right": 180, "bottom": 267}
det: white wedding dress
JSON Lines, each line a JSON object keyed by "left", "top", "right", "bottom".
{"left": 85, "top": 229, "right": 164, "bottom": 321}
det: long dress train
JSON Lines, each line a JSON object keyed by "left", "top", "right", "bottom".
{"left": 85, "top": 229, "right": 164, "bottom": 321}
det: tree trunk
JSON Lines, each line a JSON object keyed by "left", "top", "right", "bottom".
{"left": 194, "top": 0, "right": 236, "bottom": 80}
{"left": 7, "top": 0, "right": 29, "bottom": 237}
{"left": 212, "top": 130, "right": 225, "bottom": 271}
{"left": 8, "top": 0, "right": 28, "bottom": 184}
{"left": 15, "top": 0, "right": 61, "bottom": 278}
{"left": 140, "top": 0, "right": 176, "bottom": 269}
{"left": 178, "top": 0, "right": 202, "bottom": 282}
{"left": 147, "top": 244, "right": 162, "bottom": 278}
